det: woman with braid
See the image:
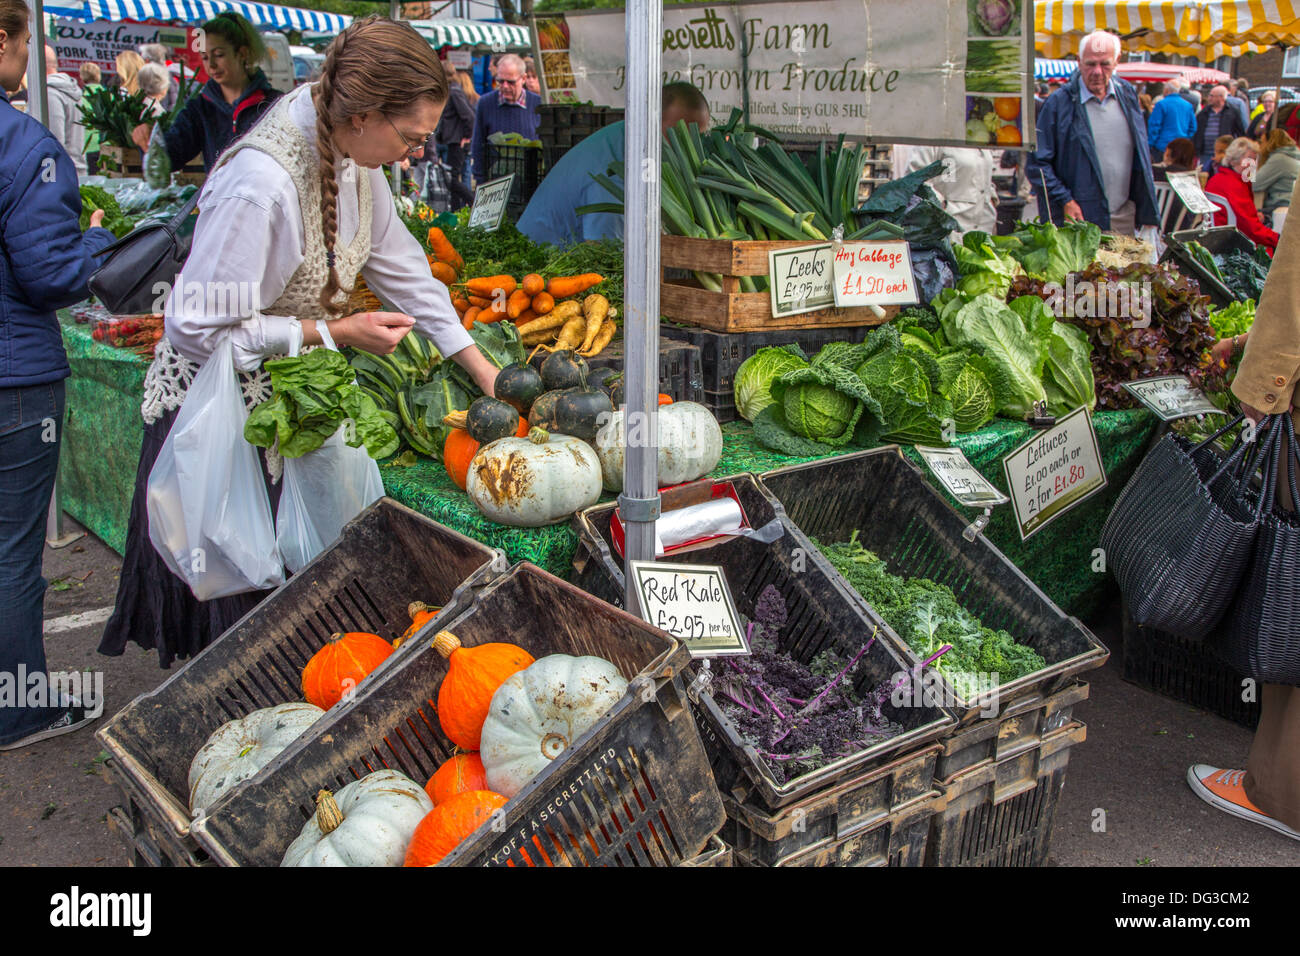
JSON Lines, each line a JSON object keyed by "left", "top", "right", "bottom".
{"left": 100, "top": 17, "right": 501, "bottom": 667}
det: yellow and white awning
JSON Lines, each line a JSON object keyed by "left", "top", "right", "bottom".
{"left": 1036, "top": 0, "right": 1300, "bottom": 61}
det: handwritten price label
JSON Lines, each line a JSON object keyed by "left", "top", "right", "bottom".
{"left": 830, "top": 240, "right": 919, "bottom": 307}
{"left": 1001, "top": 407, "right": 1107, "bottom": 540}
{"left": 767, "top": 243, "right": 835, "bottom": 316}
{"left": 629, "top": 561, "right": 749, "bottom": 658}
{"left": 467, "top": 174, "right": 515, "bottom": 232}
{"left": 1122, "top": 375, "right": 1225, "bottom": 422}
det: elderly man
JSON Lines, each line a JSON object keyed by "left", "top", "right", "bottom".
{"left": 1195, "top": 85, "right": 1246, "bottom": 171}
{"left": 1025, "top": 30, "right": 1157, "bottom": 236}
{"left": 518, "top": 83, "right": 710, "bottom": 247}
{"left": 40, "top": 45, "right": 87, "bottom": 175}
{"left": 470, "top": 53, "right": 541, "bottom": 180}
{"left": 1147, "top": 79, "right": 1197, "bottom": 162}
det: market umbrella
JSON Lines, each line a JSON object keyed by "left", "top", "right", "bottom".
{"left": 1034, "top": 0, "right": 1290, "bottom": 59}
{"left": 1114, "top": 62, "right": 1232, "bottom": 84}
{"left": 1034, "top": 58, "right": 1078, "bottom": 79}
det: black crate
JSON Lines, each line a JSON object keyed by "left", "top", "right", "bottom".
{"left": 96, "top": 498, "right": 502, "bottom": 866}
{"left": 483, "top": 145, "right": 545, "bottom": 218}
{"left": 735, "top": 791, "right": 938, "bottom": 867}
{"left": 1161, "top": 227, "right": 1256, "bottom": 308}
{"left": 678, "top": 834, "right": 732, "bottom": 867}
{"left": 934, "top": 681, "right": 1090, "bottom": 782}
{"left": 570, "top": 473, "right": 955, "bottom": 811}
{"left": 659, "top": 322, "right": 874, "bottom": 394}
{"left": 926, "top": 720, "right": 1086, "bottom": 866}
{"left": 190, "top": 563, "right": 725, "bottom": 867}
{"left": 721, "top": 744, "right": 940, "bottom": 866}
{"left": 759, "top": 448, "right": 1109, "bottom": 723}
{"left": 105, "top": 784, "right": 211, "bottom": 867}
{"left": 698, "top": 388, "right": 738, "bottom": 424}
{"left": 584, "top": 339, "right": 704, "bottom": 404}
{"left": 1121, "top": 605, "right": 1260, "bottom": 728}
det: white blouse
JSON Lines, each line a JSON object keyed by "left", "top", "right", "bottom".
{"left": 164, "top": 84, "right": 474, "bottom": 371}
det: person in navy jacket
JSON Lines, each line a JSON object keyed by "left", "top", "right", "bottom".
{"left": 0, "top": 0, "right": 116, "bottom": 749}
{"left": 130, "top": 12, "right": 281, "bottom": 172}
{"left": 1026, "top": 30, "right": 1158, "bottom": 235}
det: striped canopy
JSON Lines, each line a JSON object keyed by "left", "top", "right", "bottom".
{"left": 56, "top": 0, "right": 351, "bottom": 32}
{"left": 1036, "top": 0, "right": 1300, "bottom": 60}
{"left": 407, "top": 17, "right": 531, "bottom": 50}
{"left": 1035, "top": 58, "right": 1078, "bottom": 78}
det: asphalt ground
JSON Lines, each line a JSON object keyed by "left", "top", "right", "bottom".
{"left": 1, "top": 515, "right": 1295, "bottom": 867}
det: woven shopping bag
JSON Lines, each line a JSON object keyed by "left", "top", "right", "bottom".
{"left": 1213, "top": 414, "right": 1300, "bottom": 684}
{"left": 1100, "top": 415, "right": 1264, "bottom": 640}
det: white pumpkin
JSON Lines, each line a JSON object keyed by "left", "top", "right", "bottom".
{"left": 594, "top": 402, "right": 724, "bottom": 492}
{"left": 188, "top": 702, "right": 324, "bottom": 814}
{"left": 466, "top": 426, "right": 602, "bottom": 527}
{"left": 480, "top": 654, "right": 628, "bottom": 798}
{"left": 280, "top": 769, "right": 433, "bottom": 867}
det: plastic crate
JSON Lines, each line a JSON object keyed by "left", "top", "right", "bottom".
{"left": 96, "top": 498, "right": 503, "bottom": 866}
{"left": 105, "top": 786, "right": 210, "bottom": 867}
{"left": 1161, "top": 226, "right": 1256, "bottom": 308}
{"left": 483, "top": 145, "right": 545, "bottom": 218}
{"left": 190, "top": 563, "right": 725, "bottom": 867}
{"left": 570, "top": 473, "right": 955, "bottom": 811}
{"left": 926, "top": 720, "right": 1087, "bottom": 866}
{"left": 934, "top": 681, "right": 1090, "bottom": 781}
{"left": 660, "top": 322, "right": 874, "bottom": 393}
{"left": 721, "top": 743, "right": 941, "bottom": 867}
{"left": 759, "top": 448, "right": 1109, "bottom": 723}
{"left": 678, "top": 834, "right": 732, "bottom": 867}
{"left": 1120, "top": 605, "right": 1260, "bottom": 728}
{"left": 697, "top": 388, "right": 738, "bottom": 424}
{"left": 584, "top": 338, "right": 704, "bottom": 404}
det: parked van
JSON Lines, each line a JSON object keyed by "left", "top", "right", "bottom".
{"left": 260, "top": 31, "right": 294, "bottom": 94}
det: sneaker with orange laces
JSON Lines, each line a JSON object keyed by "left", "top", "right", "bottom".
{"left": 1187, "top": 765, "right": 1300, "bottom": 842}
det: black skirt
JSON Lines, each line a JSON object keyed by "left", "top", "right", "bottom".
{"left": 98, "top": 406, "right": 282, "bottom": 669}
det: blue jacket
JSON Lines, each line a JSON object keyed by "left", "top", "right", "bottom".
{"left": 1026, "top": 73, "right": 1158, "bottom": 230}
{"left": 163, "top": 70, "right": 281, "bottom": 172}
{"left": 1, "top": 92, "right": 116, "bottom": 388}
{"left": 517, "top": 122, "right": 624, "bottom": 247}
{"left": 1147, "top": 94, "right": 1196, "bottom": 153}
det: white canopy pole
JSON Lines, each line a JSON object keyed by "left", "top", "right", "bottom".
{"left": 621, "top": 0, "right": 662, "bottom": 609}
{"left": 25, "top": 0, "right": 48, "bottom": 126}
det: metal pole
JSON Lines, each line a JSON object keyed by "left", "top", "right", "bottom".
{"left": 391, "top": 0, "right": 403, "bottom": 196}
{"left": 620, "top": 0, "right": 662, "bottom": 610}
{"left": 25, "top": 0, "right": 48, "bottom": 126}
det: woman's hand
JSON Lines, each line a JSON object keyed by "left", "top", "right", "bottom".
{"left": 323, "top": 311, "right": 415, "bottom": 353}
{"left": 1210, "top": 336, "right": 1238, "bottom": 364}
{"left": 131, "top": 122, "right": 153, "bottom": 152}
{"left": 89, "top": 209, "right": 105, "bottom": 229}
{"left": 449, "top": 343, "right": 501, "bottom": 397}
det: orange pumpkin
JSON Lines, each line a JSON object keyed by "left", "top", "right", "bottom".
{"left": 443, "top": 419, "right": 528, "bottom": 490}
{"left": 433, "top": 630, "right": 534, "bottom": 750}
{"left": 404, "top": 790, "right": 507, "bottom": 866}
{"left": 301, "top": 632, "right": 393, "bottom": 710}
{"left": 393, "top": 601, "right": 440, "bottom": 650}
{"left": 425, "top": 752, "right": 488, "bottom": 805}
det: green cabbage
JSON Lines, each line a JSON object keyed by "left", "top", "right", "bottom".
{"left": 733, "top": 345, "right": 810, "bottom": 422}
{"left": 1006, "top": 221, "right": 1102, "bottom": 284}
{"left": 938, "top": 292, "right": 1051, "bottom": 420}
{"left": 953, "top": 231, "right": 1023, "bottom": 299}
{"left": 782, "top": 382, "right": 858, "bottom": 443}
{"left": 944, "top": 355, "right": 998, "bottom": 432}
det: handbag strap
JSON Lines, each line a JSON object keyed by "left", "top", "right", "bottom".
{"left": 1191, "top": 413, "right": 1245, "bottom": 454}
{"left": 1279, "top": 414, "right": 1300, "bottom": 513}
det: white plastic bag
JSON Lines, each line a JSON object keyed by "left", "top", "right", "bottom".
{"left": 147, "top": 335, "right": 285, "bottom": 600}
{"left": 275, "top": 325, "right": 384, "bottom": 573}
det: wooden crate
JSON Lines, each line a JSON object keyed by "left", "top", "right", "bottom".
{"left": 660, "top": 235, "right": 897, "bottom": 333}
{"left": 99, "top": 144, "right": 204, "bottom": 183}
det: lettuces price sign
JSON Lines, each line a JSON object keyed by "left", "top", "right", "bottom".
{"left": 1001, "top": 407, "right": 1107, "bottom": 540}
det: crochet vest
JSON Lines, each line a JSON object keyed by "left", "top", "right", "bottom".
{"left": 141, "top": 89, "right": 374, "bottom": 425}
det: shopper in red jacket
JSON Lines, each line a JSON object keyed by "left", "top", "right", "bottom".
{"left": 1205, "top": 137, "right": 1280, "bottom": 251}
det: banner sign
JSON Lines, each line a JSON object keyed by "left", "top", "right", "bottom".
{"left": 52, "top": 19, "right": 165, "bottom": 78}
{"left": 535, "top": 0, "right": 1034, "bottom": 148}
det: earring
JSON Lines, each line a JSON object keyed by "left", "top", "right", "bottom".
{"left": 352, "top": 124, "right": 363, "bottom": 138}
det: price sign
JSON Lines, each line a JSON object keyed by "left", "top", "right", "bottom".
{"left": 915, "top": 445, "right": 1009, "bottom": 507}
{"left": 467, "top": 174, "right": 515, "bottom": 232}
{"left": 1166, "top": 171, "right": 1218, "bottom": 216}
{"left": 1001, "top": 407, "right": 1107, "bottom": 541}
{"left": 1122, "top": 375, "right": 1226, "bottom": 422}
{"left": 767, "top": 243, "right": 835, "bottom": 317}
{"left": 830, "top": 240, "right": 918, "bottom": 308}
{"left": 629, "top": 561, "right": 749, "bottom": 658}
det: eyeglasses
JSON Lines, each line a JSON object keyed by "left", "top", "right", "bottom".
{"left": 382, "top": 112, "right": 425, "bottom": 159}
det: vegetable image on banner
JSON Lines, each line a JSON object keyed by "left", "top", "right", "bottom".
{"left": 539, "top": 0, "right": 1032, "bottom": 148}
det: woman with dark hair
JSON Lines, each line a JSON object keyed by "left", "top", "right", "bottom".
{"left": 130, "top": 12, "right": 282, "bottom": 171}
{"left": 0, "top": 0, "right": 117, "bottom": 748}
{"left": 100, "top": 16, "right": 500, "bottom": 667}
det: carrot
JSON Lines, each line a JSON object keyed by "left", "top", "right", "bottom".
{"left": 462, "top": 306, "right": 482, "bottom": 329}
{"left": 467, "top": 295, "right": 493, "bottom": 309}
{"left": 513, "top": 308, "right": 537, "bottom": 327}
{"left": 506, "top": 288, "right": 532, "bottom": 320}
{"left": 427, "top": 227, "right": 463, "bottom": 270}
{"left": 530, "top": 291, "right": 555, "bottom": 315}
{"left": 545, "top": 273, "right": 603, "bottom": 299}
{"left": 464, "top": 275, "right": 517, "bottom": 298}
{"left": 658, "top": 394, "right": 673, "bottom": 405}
{"left": 452, "top": 296, "right": 471, "bottom": 313}
{"left": 430, "top": 261, "right": 458, "bottom": 285}
{"left": 521, "top": 273, "right": 545, "bottom": 297}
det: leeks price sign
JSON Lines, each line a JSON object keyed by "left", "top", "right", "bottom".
{"left": 535, "top": 0, "right": 1034, "bottom": 147}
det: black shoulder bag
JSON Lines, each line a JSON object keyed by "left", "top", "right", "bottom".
{"left": 87, "top": 189, "right": 201, "bottom": 315}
